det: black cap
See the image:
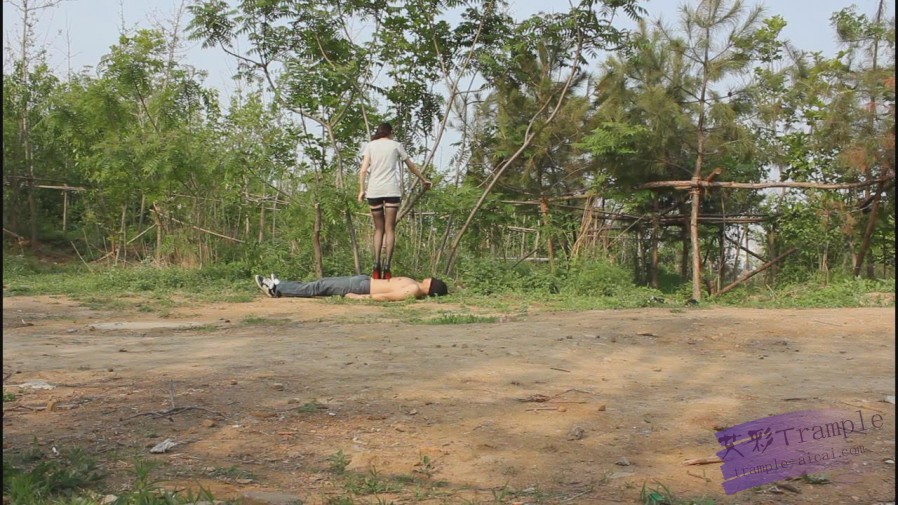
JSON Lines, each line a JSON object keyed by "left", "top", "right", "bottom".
{"left": 427, "top": 278, "right": 448, "bottom": 297}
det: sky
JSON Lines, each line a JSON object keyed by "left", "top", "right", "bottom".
{"left": 3, "top": 0, "right": 889, "bottom": 96}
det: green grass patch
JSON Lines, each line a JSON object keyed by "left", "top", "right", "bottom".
{"left": 420, "top": 314, "right": 499, "bottom": 324}
{"left": 4, "top": 254, "right": 892, "bottom": 313}
{"left": 640, "top": 481, "right": 718, "bottom": 505}
{"left": 241, "top": 315, "right": 294, "bottom": 325}
{"left": 712, "top": 277, "right": 895, "bottom": 308}
{"left": 3, "top": 257, "right": 259, "bottom": 312}
{"left": 3, "top": 446, "right": 105, "bottom": 503}
{"left": 328, "top": 450, "right": 350, "bottom": 475}
{"left": 209, "top": 465, "right": 255, "bottom": 481}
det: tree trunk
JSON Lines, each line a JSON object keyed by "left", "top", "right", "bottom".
{"left": 313, "top": 203, "right": 324, "bottom": 278}
{"left": 650, "top": 197, "right": 660, "bottom": 289}
{"left": 853, "top": 189, "right": 882, "bottom": 277}
{"left": 345, "top": 209, "right": 361, "bottom": 275}
{"left": 153, "top": 204, "right": 163, "bottom": 266}
{"left": 717, "top": 224, "right": 726, "bottom": 292}
{"left": 258, "top": 192, "right": 266, "bottom": 243}
{"left": 539, "top": 197, "right": 555, "bottom": 272}
{"left": 635, "top": 226, "right": 644, "bottom": 285}
{"left": 680, "top": 221, "right": 689, "bottom": 278}
{"left": 765, "top": 224, "right": 778, "bottom": 284}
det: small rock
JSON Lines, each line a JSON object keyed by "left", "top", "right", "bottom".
{"left": 119, "top": 348, "right": 128, "bottom": 352}
{"left": 637, "top": 332, "right": 656, "bottom": 337}
{"left": 407, "top": 408, "right": 418, "bottom": 415}
{"left": 557, "top": 406, "right": 567, "bottom": 412}
{"left": 149, "top": 439, "right": 177, "bottom": 453}
{"left": 230, "top": 380, "right": 238, "bottom": 385}
{"left": 883, "top": 459, "right": 895, "bottom": 465}
{"left": 107, "top": 367, "right": 114, "bottom": 372}
{"left": 884, "top": 395, "right": 895, "bottom": 405}
{"left": 652, "top": 367, "right": 662, "bottom": 372}
{"left": 616, "top": 457, "right": 631, "bottom": 466}
{"left": 271, "top": 383, "right": 285, "bottom": 391}
{"left": 597, "top": 404, "right": 606, "bottom": 412}
{"left": 567, "top": 426, "right": 585, "bottom": 441}
{"left": 202, "top": 419, "right": 217, "bottom": 428}
{"left": 67, "top": 328, "right": 78, "bottom": 334}
{"left": 101, "top": 495, "right": 118, "bottom": 505}
{"left": 18, "top": 380, "right": 55, "bottom": 390}
{"left": 235, "top": 478, "right": 253, "bottom": 485}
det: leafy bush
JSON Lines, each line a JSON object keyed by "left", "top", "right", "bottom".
{"left": 562, "top": 259, "right": 634, "bottom": 297}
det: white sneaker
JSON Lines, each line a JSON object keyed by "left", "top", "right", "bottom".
{"left": 254, "top": 274, "right": 280, "bottom": 298}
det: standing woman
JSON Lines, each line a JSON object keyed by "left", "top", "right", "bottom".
{"left": 357, "top": 122, "right": 431, "bottom": 279}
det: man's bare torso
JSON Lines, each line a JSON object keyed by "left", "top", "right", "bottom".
{"left": 369, "top": 277, "right": 422, "bottom": 297}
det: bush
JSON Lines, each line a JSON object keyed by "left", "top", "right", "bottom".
{"left": 562, "top": 259, "right": 634, "bottom": 297}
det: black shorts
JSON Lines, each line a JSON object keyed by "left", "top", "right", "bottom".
{"left": 367, "top": 196, "right": 401, "bottom": 206}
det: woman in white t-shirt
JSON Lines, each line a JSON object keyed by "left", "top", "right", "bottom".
{"left": 357, "top": 123, "right": 431, "bottom": 279}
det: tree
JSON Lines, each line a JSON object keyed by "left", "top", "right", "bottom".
{"left": 582, "top": 2, "right": 768, "bottom": 292}
{"left": 3, "top": 0, "right": 67, "bottom": 245}
{"left": 442, "top": 0, "right": 646, "bottom": 274}
{"left": 660, "top": 0, "right": 766, "bottom": 300}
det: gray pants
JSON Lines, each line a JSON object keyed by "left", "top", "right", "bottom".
{"left": 275, "top": 275, "right": 371, "bottom": 298}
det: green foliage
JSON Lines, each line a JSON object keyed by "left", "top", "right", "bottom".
{"left": 3, "top": 447, "right": 105, "bottom": 503}
{"left": 421, "top": 314, "right": 499, "bottom": 324}
{"left": 2, "top": 0, "right": 894, "bottom": 309}
{"left": 342, "top": 467, "right": 401, "bottom": 495}
{"left": 328, "top": 450, "right": 350, "bottom": 475}
{"left": 563, "top": 259, "right": 634, "bottom": 297}
{"left": 2, "top": 258, "right": 253, "bottom": 308}
{"left": 640, "top": 480, "right": 717, "bottom": 505}
{"left": 713, "top": 277, "right": 894, "bottom": 308}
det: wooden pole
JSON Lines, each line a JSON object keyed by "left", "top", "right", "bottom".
{"left": 62, "top": 191, "right": 68, "bottom": 233}
{"left": 689, "top": 183, "right": 702, "bottom": 300}
{"left": 640, "top": 177, "right": 892, "bottom": 190}
{"left": 714, "top": 248, "right": 797, "bottom": 296}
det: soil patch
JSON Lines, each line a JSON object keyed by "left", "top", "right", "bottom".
{"left": 3, "top": 296, "right": 895, "bottom": 504}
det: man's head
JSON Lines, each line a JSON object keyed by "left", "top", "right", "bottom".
{"left": 425, "top": 277, "right": 448, "bottom": 297}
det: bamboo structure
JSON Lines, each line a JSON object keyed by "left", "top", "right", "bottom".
{"left": 636, "top": 173, "right": 895, "bottom": 300}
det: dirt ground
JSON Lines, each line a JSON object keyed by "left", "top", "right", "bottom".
{"left": 2, "top": 295, "right": 895, "bottom": 505}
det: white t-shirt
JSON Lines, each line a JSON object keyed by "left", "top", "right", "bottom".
{"left": 362, "top": 139, "right": 409, "bottom": 198}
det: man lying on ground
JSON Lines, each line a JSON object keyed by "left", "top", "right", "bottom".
{"left": 254, "top": 273, "right": 448, "bottom": 301}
